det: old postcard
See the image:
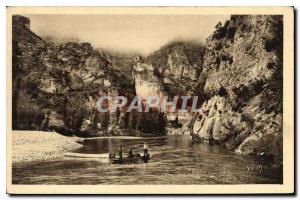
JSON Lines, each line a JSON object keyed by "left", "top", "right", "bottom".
{"left": 7, "top": 7, "right": 294, "bottom": 194}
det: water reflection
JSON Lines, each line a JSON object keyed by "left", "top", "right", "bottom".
{"left": 12, "top": 135, "right": 282, "bottom": 185}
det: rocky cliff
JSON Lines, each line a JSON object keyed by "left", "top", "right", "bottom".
{"left": 143, "top": 41, "right": 205, "bottom": 97}
{"left": 192, "top": 15, "right": 283, "bottom": 160}
{"left": 133, "top": 56, "right": 163, "bottom": 99}
{"left": 12, "top": 15, "right": 166, "bottom": 136}
{"left": 12, "top": 15, "right": 135, "bottom": 134}
{"left": 131, "top": 42, "right": 206, "bottom": 128}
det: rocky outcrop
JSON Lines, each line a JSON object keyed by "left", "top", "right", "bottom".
{"left": 131, "top": 42, "right": 206, "bottom": 132}
{"left": 133, "top": 57, "right": 163, "bottom": 98}
{"left": 192, "top": 95, "right": 252, "bottom": 148}
{"left": 192, "top": 15, "right": 283, "bottom": 160}
{"left": 12, "top": 15, "right": 166, "bottom": 136}
{"left": 203, "top": 15, "right": 282, "bottom": 99}
{"left": 144, "top": 41, "right": 205, "bottom": 97}
{"left": 13, "top": 15, "right": 45, "bottom": 45}
{"left": 12, "top": 15, "right": 135, "bottom": 133}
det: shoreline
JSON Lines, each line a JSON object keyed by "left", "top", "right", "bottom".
{"left": 11, "top": 131, "right": 168, "bottom": 163}
{"left": 12, "top": 131, "right": 83, "bottom": 164}
{"left": 83, "top": 135, "right": 167, "bottom": 140}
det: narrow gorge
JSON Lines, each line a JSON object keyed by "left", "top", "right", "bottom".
{"left": 12, "top": 14, "right": 283, "bottom": 161}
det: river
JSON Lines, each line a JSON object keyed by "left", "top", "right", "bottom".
{"left": 12, "top": 135, "right": 282, "bottom": 184}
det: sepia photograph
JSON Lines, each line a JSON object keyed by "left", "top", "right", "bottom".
{"left": 6, "top": 7, "right": 294, "bottom": 194}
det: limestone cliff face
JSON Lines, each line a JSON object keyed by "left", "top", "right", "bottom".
{"left": 145, "top": 42, "right": 205, "bottom": 97}
{"left": 12, "top": 15, "right": 165, "bottom": 136}
{"left": 12, "top": 15, "right": 135, "bottom": 132}
{"left": 38, "top": 42, "right": 133, "bottom": 94}
{"left": 192, "top": 15, "right": 283, "bottom": 159}
{"left": 132, "top": 42, "right": 205, "bottom": 99}
{"left": 133, "top": 58, "right": 163, "bottom": 99}
{"left": 131, "top": 43, "right": 206, "bottom": 133}
{"left": 13, "top": 15, "right": 133, "bottom": 95}
{"left": 13, "top": 15, "right": 44, "bottom": 45}
{"left": 203, "top": 15, "right": 282, "bottom": 98}
{"left": 132, "top": 42, "right": 205, "bottom": 103}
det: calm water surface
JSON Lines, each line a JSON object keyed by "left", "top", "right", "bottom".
{"left": 12, "top": 135, "right": 282, "bottom": 184}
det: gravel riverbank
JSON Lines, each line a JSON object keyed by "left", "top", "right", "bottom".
{"left": 12, "top": 131, "right": 82, "bottom": 163}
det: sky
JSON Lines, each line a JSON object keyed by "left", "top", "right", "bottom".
{"left": 25, "top": 14, "right": 230, "bottom": 55}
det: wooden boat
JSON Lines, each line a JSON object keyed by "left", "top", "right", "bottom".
{"left": 64, "top": 152, "right": 110, "bottom": 158}
{"left": 110, "top": 153, "right": 150, "bottom": 164}
{"left": 65, "top": 152, "right": 150, "bottom": 164}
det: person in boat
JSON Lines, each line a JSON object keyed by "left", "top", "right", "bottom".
{"left": 143, "top": 142, "right": 149, "bottom": 156}
{"left": 118, "top": 146, "right": 123, "bottom": 160}
{"left": 128, "top": 148, "right": 134, "bottom": 158}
